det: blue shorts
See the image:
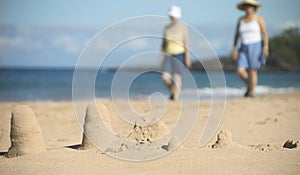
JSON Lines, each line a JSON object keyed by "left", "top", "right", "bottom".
{"left": 162, "top": 53, "right": 185, "bottom": 75}
{"left": 237, "top": 41, "right": 266, "bottom": 70}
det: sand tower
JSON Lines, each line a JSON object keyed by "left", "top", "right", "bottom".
{"left": 7, "top": 105, "right": 46, "bottom": 158}
{"left": 80, "top": 103, "right": 112, "bottom": 150}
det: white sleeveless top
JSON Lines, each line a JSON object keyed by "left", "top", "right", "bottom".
{"left": 239, "top": 17, "right": 262, "bottom": 44}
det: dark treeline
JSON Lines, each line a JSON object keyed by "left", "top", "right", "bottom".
{"left": 191, "top": 27, "right": 300, "bottom": 72}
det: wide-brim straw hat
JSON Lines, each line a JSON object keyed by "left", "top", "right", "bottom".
{"left": 237, "top": 0, "right": 261, "bottom": 10}
{"left": 168, "top": 5, "right": 182, "bottom": 19}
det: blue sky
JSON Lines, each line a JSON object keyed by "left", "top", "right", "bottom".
{"left": 0, "top": 0, "right": 299, "bottom": 68}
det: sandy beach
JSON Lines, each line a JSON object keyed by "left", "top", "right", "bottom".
{"left": 0, "top": 92, "right": 300, "bottom": 175}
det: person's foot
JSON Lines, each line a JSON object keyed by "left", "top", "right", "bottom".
{"left": 169, "top": 94, "right": 174, "bottom": 100}
{"left": 248, "top": 91, "right": 255, "bottom": 98}
{"left": 244, "top": 89, "right": 255, "bottom": 98}
{"left": 244, "top": 88, "right": 250, "bottom": 97}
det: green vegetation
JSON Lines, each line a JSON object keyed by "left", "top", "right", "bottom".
{"left": 191, "top": 27, "right": 300, "bottom": 72}
{"left": 267, "top": 27, "right": 300, "bottom": 71}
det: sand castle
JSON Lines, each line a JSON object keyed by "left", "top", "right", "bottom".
{"left": 77, "top": 102, "right": 172, "bottom": 156}
{"left": 7, "top": 105, "right": 46, "bottom": 158}
{"left": 79, "top": 103, "right": 112, "bottom": 150}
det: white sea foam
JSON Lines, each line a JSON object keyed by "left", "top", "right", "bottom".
{"left": 182, "top": 86, "right": 299, "bottom": 99}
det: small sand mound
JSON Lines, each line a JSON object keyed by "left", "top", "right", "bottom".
{"left": 126, "top": 121, "right": 169, "bottom": 142}
{"left": 79, "top": 103, "right": 112, "bottom": 150}
{"left": 7, "top": 105, "right": 46, "bottom": 158}
{"left": 283, "top": 139, "right": 299, "bottom": 149}
{"left": 212, "top": 130, "right": 233, "bottom": 148}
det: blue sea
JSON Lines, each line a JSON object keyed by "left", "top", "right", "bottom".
{"left": 0, "top": 69, "right": 300, "bottom": 101}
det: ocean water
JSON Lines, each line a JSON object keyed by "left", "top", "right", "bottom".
{"left": 0, "top": 69, "right": 300, "bottom": 101}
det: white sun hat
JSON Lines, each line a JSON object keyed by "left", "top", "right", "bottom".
{"left": 168, "top": 5, "right": 182, "bottom": 19}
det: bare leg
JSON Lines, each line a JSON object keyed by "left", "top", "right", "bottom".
{"left": 171, "top": 73, "right": 182, "bottom": 100}
{"left": 248, "top": 69, "right": 258, "bottom": 97}
{"left": 237, "top": 68, "right": 250, "bottom": 97}
{"left": 161, "top": 72, "right": 172, "bottom": 90}
{"left": 237, "top": 67, "right": 248, "bottom": 85}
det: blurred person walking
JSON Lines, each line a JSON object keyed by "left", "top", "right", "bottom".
{"left": 232, "top": 0, "right": 269, "bottom": 97}
{"left": 160, "top": 6, "right": 191, "bottom": 100}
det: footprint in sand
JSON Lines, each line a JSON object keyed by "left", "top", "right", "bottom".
{"left": 283, "top": 139, "right": 299, "bottom": 149}
{"left": 249, "top": 144, "right": 280, "bottom": 152}
{"left": 249, "top": 139, "right": 300, "bottom": 151}
{"left": 255, "top": 117, "right": 278, "bottom": 125}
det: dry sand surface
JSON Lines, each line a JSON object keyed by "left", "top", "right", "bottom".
{"left": 0, "top": 92, "right": 300, "bottom": 175}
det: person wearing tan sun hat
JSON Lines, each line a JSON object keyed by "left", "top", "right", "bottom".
{"left": 232, "top": 0, "right": 269, "bottom": 97}
{"left": 237, "top": 0, "right": 261, "bottom": 10}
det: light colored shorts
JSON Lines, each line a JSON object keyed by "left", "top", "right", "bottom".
{"left": 162, "top": 53, "right": 185, "bottom": 75}
{"left": 237, "top": 41, "right": 266, "bottom": 70}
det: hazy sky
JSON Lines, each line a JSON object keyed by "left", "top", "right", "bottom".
{"left": 0, "top": 0, "right": 299, "bottom": 68}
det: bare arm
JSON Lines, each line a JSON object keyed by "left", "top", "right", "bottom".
{"left": 233, "top": 20, "right": 240, "bottom": 48}
{"left": 161, "top": 29, "right": 167, "bottom": 52}
{"left": 258, "top": 15, "right": 269, "bottom": 57}
{"left": 159, "top": 29, "right": 167, "bottom": 65}
{"left": 232, "top": 18, "right": 241, "bottom": 61}
{"left": 183, "top": 26, "right": 191, "bottom": 68}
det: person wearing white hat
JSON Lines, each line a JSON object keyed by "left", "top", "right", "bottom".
{"left": 160, "top": 6, "right": 190, "bottom": 100}
{"left": 232, "top": 0, "right": 269, "bottom": 97}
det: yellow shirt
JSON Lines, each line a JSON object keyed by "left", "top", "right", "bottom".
{"left": 165, "top": 26, "right": 186, "bottom": 55}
